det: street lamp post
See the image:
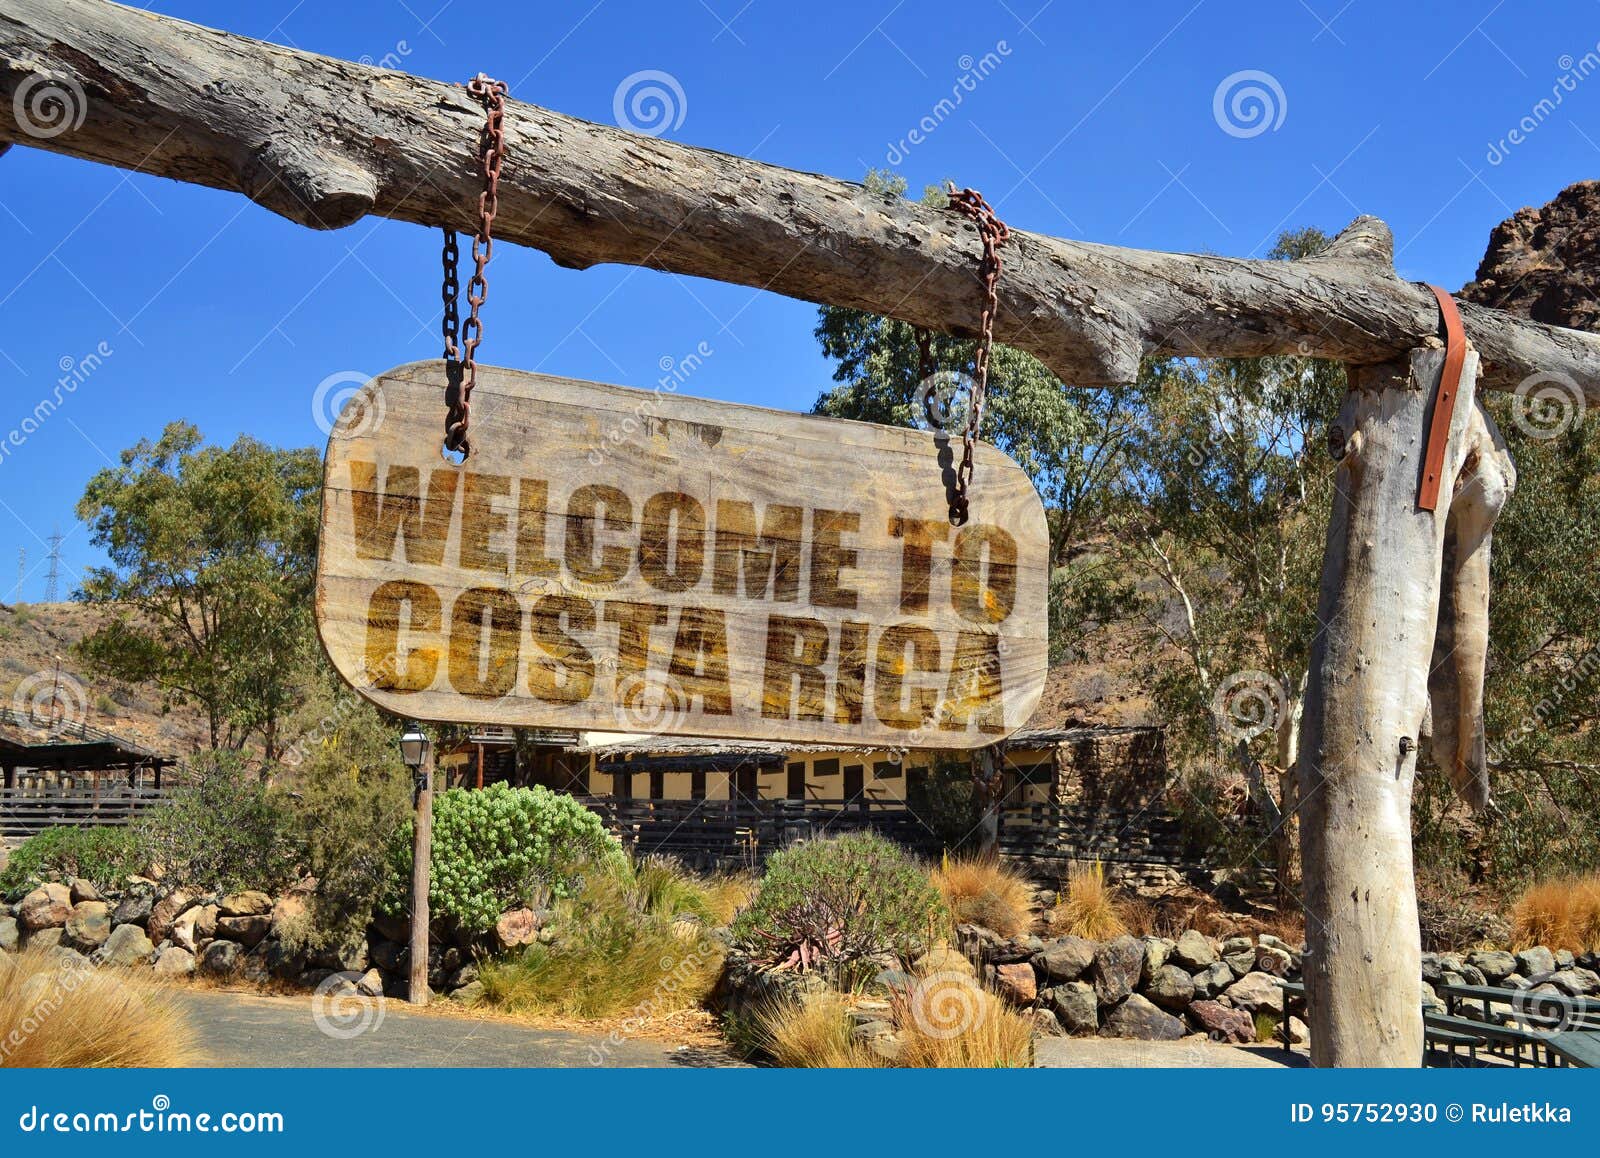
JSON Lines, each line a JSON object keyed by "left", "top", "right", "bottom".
{"left": 398, "top": 723, "right": 433, "bottom": 1007}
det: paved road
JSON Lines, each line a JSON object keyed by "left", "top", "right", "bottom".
{"left": 1035, "top": 1037, "right": 1307, "bottom": 1067}
{"left": 174, "top": 990, "right": 737, "bottom": 1068}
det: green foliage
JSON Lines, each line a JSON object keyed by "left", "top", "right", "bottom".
{"left": 0, "top": 826, "right": 148, "bottom": 900}
{"left": 74, "top": 421, "right": 321, "bottom": 761}
{"left": 731, "top": 832, "right": 948, "bottom": 971}
{"left": 136, "top": 752, "right": 298, "bottom": 894}
{"left": 478, "top": 858, "right": 724, "bottom": 1019}
{"left": 387, "top": 783, "right": 624, "bottom": 932}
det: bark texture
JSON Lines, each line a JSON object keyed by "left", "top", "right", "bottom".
{"left": 3, "top": 0, "right": 1599, "bottom": 396}
{"left": 1298, "top": 348, "right": 1483, "bottom": 1067}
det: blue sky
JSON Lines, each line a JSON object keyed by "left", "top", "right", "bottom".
{"left": 1, "top": 0, "right": 1596, "bottom": 599}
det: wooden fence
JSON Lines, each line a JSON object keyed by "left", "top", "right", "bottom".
{"left": 0, "top": 785, "right": 169, "bottom": 841}
{"left": 996, "top": 801, "right": 1190, "bottom": 865}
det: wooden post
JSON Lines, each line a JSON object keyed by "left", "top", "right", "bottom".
{"left": 408, "top": 742, "right": 434, "bottom": 1007}
{"left": 1297, "top": 348, "right": 1485, "bottom": 1067}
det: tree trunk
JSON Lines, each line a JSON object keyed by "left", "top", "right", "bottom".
{"left": 3, "top": 0, "right": 1599, "bottom": 396}
{"left": 1297, "top": 347, "right": 1485, "bottom": 1067}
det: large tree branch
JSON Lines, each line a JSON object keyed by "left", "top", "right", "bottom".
{"left": 3, "top": 0, "right": 1597, "bottom": 396}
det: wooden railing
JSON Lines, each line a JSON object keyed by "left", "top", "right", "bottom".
{"left": 0, "top": 785, "right": 169, "bottom": 841}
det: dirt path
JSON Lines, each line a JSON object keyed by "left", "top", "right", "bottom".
{"left": 173, "top": 989, "right": 741, "bottom": 1068}
{"left": 1034, "top": 1037, "right": 1307, "bottom": 1067}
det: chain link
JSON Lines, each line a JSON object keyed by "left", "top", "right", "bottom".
{"left": 441, "top": 73, "right": 509, "bottom": 458}
{"left": 943, "top": 183, "right": 1009, "bottom": 526}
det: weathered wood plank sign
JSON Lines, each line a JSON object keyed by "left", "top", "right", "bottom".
{"left": 315, "top": 363, "right": 1047, "bottom": 746}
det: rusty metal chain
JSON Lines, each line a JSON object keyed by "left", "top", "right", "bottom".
{"left": 441, "top": 73, "right": 509, "bottom": 458}
{"left": 943, "top": 183, "right": 1009, "bottom": 526}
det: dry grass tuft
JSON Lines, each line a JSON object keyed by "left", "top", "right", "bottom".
{"left": 1510, "top": 875, "right": 1600, "bottom": 953}
{"left": 892, "top": 982, "right": 1034, "bottom": 1068}
{"left": 752, "top": 994, "right": 874, "bottom": 1068}
{"left": 0, "top": 949, "right": 199, "bottom": 1067}
{"left": 1048, "top": 861, "right": 1128, "bottom": 940}
{"left": 930, "top": 854, "right": 1035, "bottom": 937}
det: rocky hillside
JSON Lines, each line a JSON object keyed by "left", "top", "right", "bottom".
{"left": 0, "top": 601, "right": 210, "bottom": 758}
{"left": 1460, "top": 178, "right": 1600, "bottom": 331}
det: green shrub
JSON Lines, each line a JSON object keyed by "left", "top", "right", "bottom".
{"left": 136, "top": 753, "right": 298, "bottom": 894}
{"left": 731, "top": 832, "right": 948, "bottom": 972}
{"left": 478, "top": 859, "right": 722, "bottom": 1019}
{"left": 0, "top": 826, "right": 148, "bottom": 899}
{"left": 387, "top": 783, "right": 623, "bottom": 932}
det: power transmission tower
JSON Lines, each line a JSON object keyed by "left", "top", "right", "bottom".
{"left": 44, "top": 526, "right": 62, "bottom": 603}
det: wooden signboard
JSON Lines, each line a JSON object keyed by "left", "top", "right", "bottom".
{"left": 315, "top": 363, "right": 1048, "bottom": 748}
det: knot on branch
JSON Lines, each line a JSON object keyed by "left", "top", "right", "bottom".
{"left": 242, "top": 140, "right": 376, "bottom": 230}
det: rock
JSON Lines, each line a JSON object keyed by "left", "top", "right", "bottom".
{"left": 97, "top": 923, "right": 154, "bottom": 967}
{"left": 445, "top": 962, "right": 480, "bottom": 991}
{"left": 1049, "top": 981, "right": 1099, "bottom": 1034}
{"left": 64, "top": 901, "right": 112, "bottom": 951}
{"left": 170, "top": 906, "right": 205, "bottom": 952}
{"left": 427, "top": 945, "right": 461, "bottom": 988}
{"left": 0, "top": 916, "right": 17, "bottom": 953}
{"left": 1458, "top": 963, "right": 1487, "bottom": 987}
{"left": 153, "top": 946, "right": 195, "bottom": 977}
{"left": 1191, "top": 961, "right": 1234, "bottom": 999}
{"left": 1171, "top": 929, "right": 1217, "bottom": 971}
{"left": 1188, "top": 999, "right": 1254, "bottom": 1043}
{"left": 1094, "top": 935, "right": 1144, "bottom": 1005}
{"left": 200, "top": 939, "right": 241, "bottom": 976}
{"left": 18, "top": 883, "right": 72, "bottom": 930}
{"left": 239, "top": 947, "right": 273, "bottom": 985}
{"left": 1467, "top": 950, "right": 1515, "bottom": 982}
{"left": 370, "top": 910, "right": 410, "bottom": 944}
{"left": 987, "top": 937, "right": 1039, "bottom": 965}
{"left": 1255, "top": 945, "right": 1293, "bottom": 977}
{"left": 356, "top": 968, "right": 385, "bottom": 997}
{"left": 23, "top": 926, "right": 65, "bottom": 952}
{"left": 146, "top": 891, "right": 195, "bottom": 946}
{"left": 1516, "top": 946, "right": 1556, "bottom": 979}
{"left": 261, "top": 939, "right": 307, "bottom": 980}
{"left": 309, "top": 933, "right": 369, "bottom": 973}
{"left": 69, "top": 879, "right": 102, "bottom": 904}
{"left": 1224, "top": 971, "right": 1285, "bottom": 1015}
{"left": 992, "top": 961, "right": 1036, "bottom": 1005}
{"left": 1259, "top": 933, "right": 1297, "bottom": 954}
{"left": 1555, "top": 949, "right": 1576, "bottom": 970}
{"left": 370, "top": 939, "right": 406, "bottom": 974}
{"left": 1548, "top": 969, "right": 1599, "bottom": 998}
{"left": 1031, "top": 1007, "right": 1064, "bottom": 1036}
{"left": 1220, "top": 936, "right": 1255, "bottom": 975}
{"left": 450, "top": 980, "right": 485, "bottom": 1005}
{"left": 111, "top": 892, "right": 154, "bottom": 927}
{"left": 914, "top": 945, "right": 976, "bottom": 976}
{"left": 1146, "top": 963, "right": 1196, "bottom": 1011}
{"left": 1100, "top": 992, "right": 1184, "bottom": 1040}
{"left": 1141, "top": 936, "right": 1174, "bottom": 984}
{"left": 495, "top": 907, "right": 541, "bottom": 951}
{"left": 1422, "top": 986, "right": 1446, "bottom": 1015}
{"left": 1287, "top": 1015, "right": 1309, "bottom": 1045}
{"left": 1420, "top": 952, "right": 1443, "bottom": 985}
{"left": 215, "top": 914, "right": 272, "bottom": 949}
{"left": 1461, "top": 179, "right": 1600, "bottom": 332}
{"left": 218, "top": 890, "right": 273, "bottom": 918}
{"left": 1032, "top": 936, "right": 1097, "bottom": 983}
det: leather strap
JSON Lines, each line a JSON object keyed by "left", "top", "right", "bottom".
{"left": 1417, "top": 284, "right": 1466, "bottom": 512}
